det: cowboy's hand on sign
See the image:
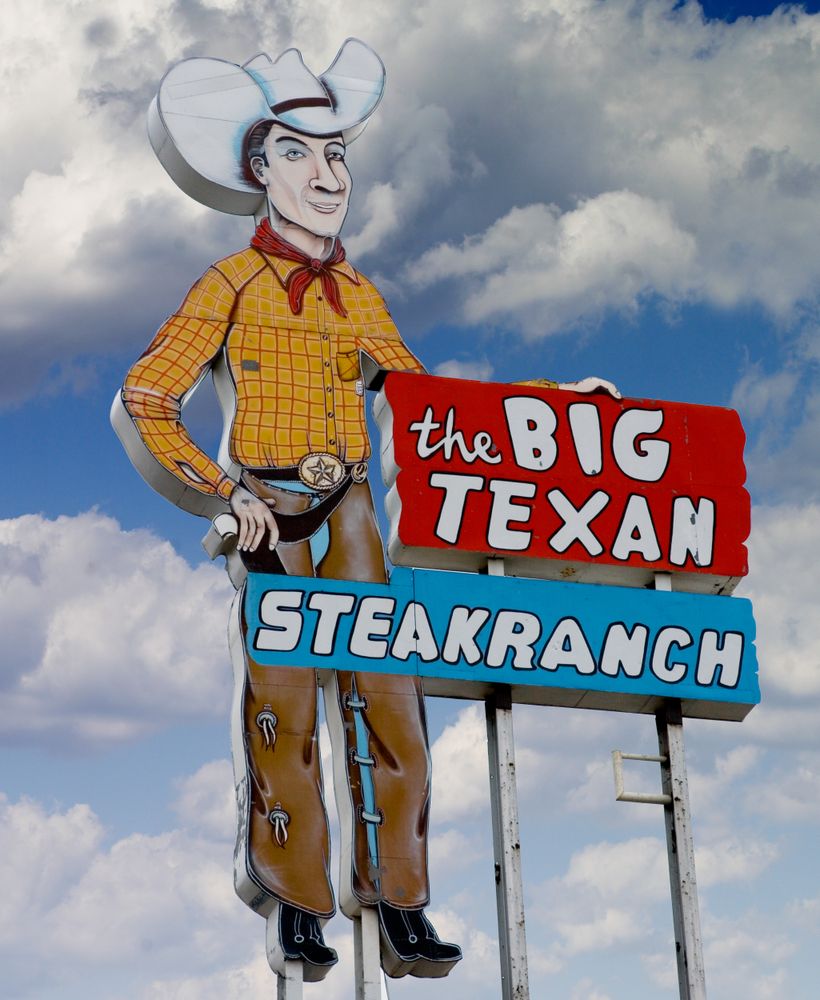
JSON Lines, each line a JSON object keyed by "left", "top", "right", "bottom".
{"left": 558, "top": 376, "right": 622, "bottom": 399}
{"left": 516, "top": 376, "right": 621, "bottom": 399}
{"left": 230, "top": 485, "right": 279, "bottom": 552}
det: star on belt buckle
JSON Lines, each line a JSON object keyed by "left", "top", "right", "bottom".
{"left": 298, "top": 452, "right": 345, "bottom": 491}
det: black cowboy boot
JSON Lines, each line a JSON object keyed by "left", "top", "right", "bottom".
{"left": 378, "top": 901, "right": 463, "bottom": 979}
{"left": 267, "top": 902, "right": 338, "bottom": 983}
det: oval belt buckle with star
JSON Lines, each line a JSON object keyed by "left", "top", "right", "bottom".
{"left": 298, "top": 452, "right": 345, "bottom": 491}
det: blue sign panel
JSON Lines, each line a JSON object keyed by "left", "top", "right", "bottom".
{"left": 244, "top": 568, "right": 758, "bottom": 721}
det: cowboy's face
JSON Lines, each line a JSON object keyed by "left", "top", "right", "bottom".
{"left": 252, "top": 124, "right": 351, "bottom": 238}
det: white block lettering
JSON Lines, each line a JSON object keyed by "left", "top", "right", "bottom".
{"left": 349, "top": 597, "right": 396, "bottom": 658}
{"left": 696, "top": 630, "right": 743, "bottom": 688}
{"left": 485, "top": 611, "right": 541, "bottom": 669}
{"left": 539, "top": 618, "right": 596, "bottom": 674}
{"left": 430, "top": 472, "right": 485, "bottom": 544}
{"left": 503, "top": 396, "right": 558, "bottom": 471}
{"left": 256, "top": 590, "right": 304, "bottom": 651}
{"left": 651, "top": 627, "right": 692, "bottom": 683}
{"left": 670, "top": 497, "right": 715, "bottom": 568}
{"left": 391, "top": 602, "right": 440, "bottom": 662}
{"left": 547, "top": 489, "right": 608, "bottom": 555}
{"left": 307, "top": 592, "right": 355, "bottom": 655}
{"left": 612, "top": 495, "right": 662, "bottom": 561}
{"left": 441, "top": 606, "right": 491, "bottom": 664}
{"left": 568, "top": 402, "right": 603, "bottom": 475}
{"left": 599, "top": 623, "right": 649, "bottom": 677}
{"left": 487, "top": 480, "right": 536, "bottom": 550}
{"left": 612, "top": 409, "right": 670, "bottom": 482}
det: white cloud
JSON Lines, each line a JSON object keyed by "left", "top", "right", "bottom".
{"left": 745, "top": 753, "right": 820, "bottom": 822}
{"left": 570, "top": 979, "right": 613, "bottom": 1000}
{"left": 346, "top": 103, "right": 455, "bottom": 258}
{"left": 429, "top": 827, "right": 485, "bottom": 876}
{"left": 0, "top": 795, "right": 104, "bottom": 943}
{"left": 424, "top": 905, "right": 499, "bottom": 985}
{"left": 740, "top": 503, "right": 820, "bottom": 706}
{"left": 433, "top": 358, "right": 495, "bottom": 381}
{"left": 0, "top": 512, "right": 234, "bottom": 748}
{"left": 430, "top": 705, "right": 490, "bottom": 822}
{"left": 406, "top": 194, "right": 696, "bottom": 336}
{"left": 4, "top": 1, "right": 820, "bottom": 400}
{"left": 173, "top": 759, "right": 236, "bottom": 841}
{"left": 0, "top": 790, "right": 255, "bottom": 997}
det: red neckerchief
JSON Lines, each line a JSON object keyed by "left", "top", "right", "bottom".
{"left": 251, "top": 218, "right": 348, "bottom": 318}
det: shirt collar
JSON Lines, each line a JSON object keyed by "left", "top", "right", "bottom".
{"left": 257, "top": 248, "right": 360, "bottom": 291}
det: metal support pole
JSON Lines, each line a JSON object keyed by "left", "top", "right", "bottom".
{"left": 484, "top": 555, "right": 529, "bottom": 999}
{"left": 275, "top": 962, "right": 303, "bottom": 1000}
{"left": 353, "top": 908, "right": 386, "bottom": 1000}
{"left": 656, "top": 701, "right": 707, "bottom": 1000}
{"left": 652, "top": 570, "right": 706, "bottom": 999}
{"left": 485, "top": 685, "right": 529, "bottom": 1000}
{"left": 485, "top": 687, "right": 529, "bottom": 999}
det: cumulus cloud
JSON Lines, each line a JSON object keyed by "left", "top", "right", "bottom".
{"left": 406, "top": 193, "right": 697, "bottom": 336}
{"left": 172, "top": 759, "right": 236, "bottom": 841}
{"left": 430, "top": 705, "right": 490, "bottom": 822}
{"left": 0, "top": 790, "right": 250, "bottom": 992}
{"left": 3, "top": 1, "right": 820, "bottom": 401}
{"left": 744, "top": 753, "right": 820, "bottom": 822}
{"left": 433, "top": 358, "right": 495, "bottom": 381}
{"left": 0, "top": 512, "right": 233, "bottom": 748}
{"left": 739, "top": 503, "right": 820, "bottom": 710}
{"left": 732, "top": 337, "right": 820, "bottom": 502}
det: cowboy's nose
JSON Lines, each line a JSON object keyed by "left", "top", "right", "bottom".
{"left": 310, "top": 162, "right": 344, "bottom": 192}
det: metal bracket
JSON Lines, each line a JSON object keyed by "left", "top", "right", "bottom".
{"left": 611, "top": 750, "right": 672, "bottom": 805}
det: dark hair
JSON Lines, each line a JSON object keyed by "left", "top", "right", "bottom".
{"left": 242, "top": 119, "right": 273, "bottom": 188}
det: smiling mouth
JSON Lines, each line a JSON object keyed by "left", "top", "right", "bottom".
{"left": 307, "top": 201, "right": 341, "bottom": 214}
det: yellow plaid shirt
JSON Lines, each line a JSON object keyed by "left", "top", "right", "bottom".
{"left": 122, "top": 245, "right": 424, "bottom": 501}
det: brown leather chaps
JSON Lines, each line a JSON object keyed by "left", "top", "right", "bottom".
{"left": 236, "top": 481, "right": 431, "bottom": 918}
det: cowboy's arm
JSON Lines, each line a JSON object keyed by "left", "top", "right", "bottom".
{"left": 113, "top": 268, "right": 236, "bottom": 511}
{"left": 354, "top": 278, "right": 426, "bottom": 376}
{"left": 113, "top": 267, "right": 278, "bottom": 551}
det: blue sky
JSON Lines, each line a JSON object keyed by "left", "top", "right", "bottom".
{"left": 2, "top": 1, "right": 819, "bottom": 998}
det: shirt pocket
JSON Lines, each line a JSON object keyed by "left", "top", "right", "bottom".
{"left": 336, "top": 344, "right": 360, "bottom": 381}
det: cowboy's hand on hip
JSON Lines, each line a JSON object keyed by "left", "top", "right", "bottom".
{"left": 230, "top": 485, "right": 280, "bottom": 552}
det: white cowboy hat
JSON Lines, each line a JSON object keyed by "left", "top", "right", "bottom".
{"left": 147, "top": 38, "right": 386, "bottom": 216}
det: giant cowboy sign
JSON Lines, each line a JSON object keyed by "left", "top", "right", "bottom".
{"left": 113, "top": 39, "right": 621, "bottom": 982}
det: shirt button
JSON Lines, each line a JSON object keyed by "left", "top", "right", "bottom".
{"left": 318, "top": 295, "right": 323, "bottom": 301}
{"left": 329, "top": 439, "right": 336, "bottom": 445}
{"left": 326, "top": 386, "right": 332, "bottom": 392}
{"left": 327, "top": 411, "right": 334, "bottom": 418}
{"left": 322, "top": 334, "right": 328, "bottom": 341}
{"left": 324, "top": 361, "right": 330, "bottom": 367}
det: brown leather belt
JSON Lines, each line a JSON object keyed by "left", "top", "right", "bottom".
{"left": 238, "top": 460, "right": 366, "bottom": 574}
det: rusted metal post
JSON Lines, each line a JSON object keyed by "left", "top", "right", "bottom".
{"left": 485, "top": 555, "right": 530, "bottom": 1000}
{"left": 653, "top": 572, "right": 706, "bottom": 1000}
{"left": 656, "top": 701, "right": 707, "bottom": 1000}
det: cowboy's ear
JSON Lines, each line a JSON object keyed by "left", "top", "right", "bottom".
{"left": 250, "top": 155, "right": 267, "bottom": 181}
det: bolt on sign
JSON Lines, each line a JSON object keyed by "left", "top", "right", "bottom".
{"left": 376, "top": 372, "right": 751, "bottom": 594}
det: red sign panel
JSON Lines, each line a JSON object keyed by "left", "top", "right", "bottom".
{"left": 376, "top": 373, "right": 750, "bottom": 594}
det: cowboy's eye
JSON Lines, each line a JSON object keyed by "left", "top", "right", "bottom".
{"left": 283, "top": 149, "right": 305, "bottom": 160}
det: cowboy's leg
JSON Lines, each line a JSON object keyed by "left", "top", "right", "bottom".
{"left": 230, "top": 534, "right": 335, "bottom": 921}
{"left": 318, "top": 482, "right": 431, "bottom": 913}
